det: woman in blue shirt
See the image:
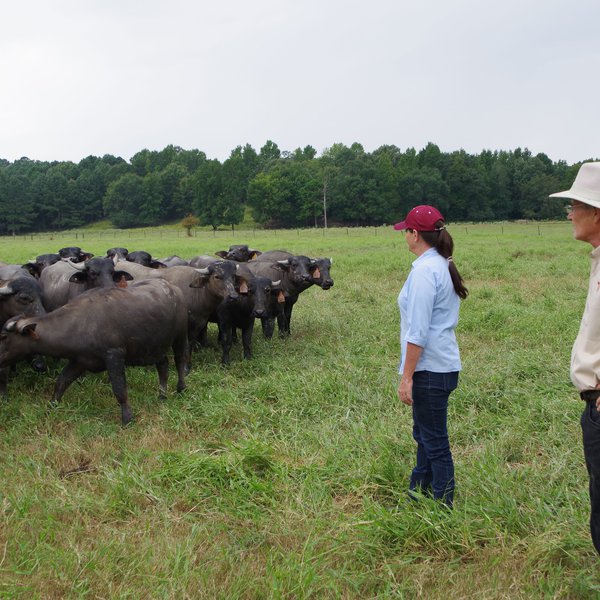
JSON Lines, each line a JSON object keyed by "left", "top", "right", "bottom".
{"left": 394, "top": 205, "right": 468, "bottom": 508}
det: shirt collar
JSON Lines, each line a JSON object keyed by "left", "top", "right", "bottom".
{"left": 412, "top": 246, "right": 439, "bottom": 265}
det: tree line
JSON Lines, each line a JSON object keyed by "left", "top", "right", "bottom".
{"left": 0, "top": 141, "right": 589, "bottom": 234}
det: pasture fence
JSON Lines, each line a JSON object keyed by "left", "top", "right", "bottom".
{"left": 1, "top": 220, "right": 570, "bottom": 245}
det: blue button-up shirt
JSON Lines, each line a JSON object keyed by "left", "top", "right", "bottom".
{"left": 398, "top": 247, "right": 461, "bottom": 374}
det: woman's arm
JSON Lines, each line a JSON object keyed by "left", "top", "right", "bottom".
{"left": 398, "top": 342, "right": 423, "bottom": 406}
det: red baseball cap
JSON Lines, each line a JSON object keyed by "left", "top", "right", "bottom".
{"left": 393, "top": 205, "right": 445, "bottom": 231}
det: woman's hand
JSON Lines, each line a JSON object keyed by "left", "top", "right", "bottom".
{"left": 398, "top": 376, "right": 413, "bottom": 406}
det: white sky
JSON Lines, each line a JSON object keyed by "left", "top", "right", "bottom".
{"left": 0, "top": 0, "right": 598, "bottom": 165}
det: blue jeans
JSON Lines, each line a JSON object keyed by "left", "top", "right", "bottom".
{"left": 410, "top": 370, "right": 459, "bottom": 508}
{"left": 581, "top": 399, "right": 600, "bottom": 555}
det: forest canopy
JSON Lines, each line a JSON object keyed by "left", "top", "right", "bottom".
{"left": 0, "top": 142, "right": 589, "bottom": 234}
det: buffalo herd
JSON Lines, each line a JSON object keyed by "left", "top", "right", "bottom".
{"left": 0, "top": 244, "right": 333, "bottom": 425}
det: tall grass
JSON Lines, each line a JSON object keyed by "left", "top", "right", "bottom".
{"left": 0, "top": 221, "right": 598, "bottom": 598}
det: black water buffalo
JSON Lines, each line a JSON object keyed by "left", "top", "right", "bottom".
{"left": 106, "top": 247, "right": 129, "bottom": 263}
{"left": 127, "top": 251, "right": 165, "bottom": 268}
{"left": 114, "top": 261, "right": 241, "bottom": 352}
{"left": 0, "top": 276, "right": 46, "bottom": 327}
{"left": 0, "top": 274, "right": 48, "bottom": 391}
{"left": 0, "top": 265, "right": 36, "bottom": 281}
{"left": 23, "top": 254, "right": 61, "bottom": 278}
{"left": 246, "top": 252, "right": 317, "bottom": 337}
{"left": 24, "top": 248, "right": 93, "bottom": 278}
{"left": 106, "top": 248, "right": 165, "bottom": 268}
{"left": 215, "top": 245, "right": 262, "bottom": 262}
{"left": 157, "top": 256, "right": 189, "bottom": 267}
{"left": 58, "top": 247, "right": 94, "bottom": 262}
{"left": 188, "top": 255, "right": 220, "bottom": 269}
{"left": 0, "top": 279, "right": 189, "bottom": 426}
{"left": 310, "top": 257, "right": 334, "bottom": 290}
{"left": 40, "top": 258, "right": 133, "bottom": 312}
{"left": 213, "top": 269, "right": 282, "bottom": 364}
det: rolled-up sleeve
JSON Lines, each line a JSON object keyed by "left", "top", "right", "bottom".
{"left": 404, "top": 265, "right": 436, "bottom": 347}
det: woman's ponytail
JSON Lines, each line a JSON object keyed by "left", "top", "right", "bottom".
{"left": 420, "top": 221, "right": 468, "bottom": 299}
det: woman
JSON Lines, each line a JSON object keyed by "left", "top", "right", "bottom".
{"left": 394, "top": 205, "right": 468, "bottom": 508}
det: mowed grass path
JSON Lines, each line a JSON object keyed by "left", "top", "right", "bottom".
{"left": 0, "top": 222, "right": 598, "bottom": 598}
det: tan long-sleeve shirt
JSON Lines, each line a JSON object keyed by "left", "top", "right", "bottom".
{"left": 571, "top": 245, "right": 600, "bottom": 391}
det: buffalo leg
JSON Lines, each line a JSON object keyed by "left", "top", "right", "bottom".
{"left": 52, "top": 361, "right": 87, "bottom": 405}
{"left": 172, "top": 334, "right": 188, "bottom": 393}
{"left": 105, "top": 350, "right": 132, "bottom": 426}
{"left": 220, "top": 324, "right": 233, "bottom": 365}
{"left": 281, "top": 300, "right": 295, "bottom": 337}
{"left": 0, "top": 366, "right": 9, "bottom": 398}
{"left": 155, "top": 356, "right": 169, "bottom": 400}
{"left": 261, "top": 317, "right": 275, "bottom": 339}
{"left": 241, "top": 321, "right": 254, "bottom": 360}
{"left": 196, "top": 324, "right": 208, "bottom": 348}
{"left": 277, "top": 309, "right": 288, "bottom": 338}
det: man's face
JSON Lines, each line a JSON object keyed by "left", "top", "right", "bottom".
{"left": 568, "top": 201, "right": 600, "bottom": 244}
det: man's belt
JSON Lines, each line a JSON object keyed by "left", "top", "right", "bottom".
{"left": 580, "top": 390, "right": 600, "bottom": 402}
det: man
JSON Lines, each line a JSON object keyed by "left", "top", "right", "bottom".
{"left": 550, "top": 161, "right": 600, "bottom": 555}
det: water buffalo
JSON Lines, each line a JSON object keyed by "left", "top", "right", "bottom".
{"left": 23, "top": 248, "right": 93, "bottom": 278}
{"left": 0, "top": 273, "right": 48, "bottom": 392}
{"left": 310, "top": 257, "right": 334, "bottom": 290}
{"left": 106, "top": 247, "right": 129, "bottom": 264}
{"left": 188, "top": 255, "right": 220, "bottom": 269}
{"left": 23, "top": 254, "right": 61, "bottom": 278}
{"left": 246, "top": 252, "right": 317, "bottom": 337}
{"left": 127, "top": 251, "right": 166, "bottom": 268}
{"left": 213, "top": 269, "right": 282, "bottom": 364}
{"left": 0, "top": 265, "right": 36, "bottom": 281}
{"left": 114, "top": 261, "right": 241, "bottom": 352}
{"left": 0, "top": 279, "right": 189, "bottom": 426}
{"left": 58, "top": 247, "right": 94, "bottom": 262}
{"left": 157, "top": 256, "right": 189, "bottom": 267}
{"left": 40, "top": 258, "right": 133, "bottom": 312}
{"left": 106, "top": 248, "right": 166, "bottom": 268}
{"left": 0, "top": 276, "right": 46, "bottom": 327}
{"left": 215, "top": 245, "right": 262, "bottom": 262}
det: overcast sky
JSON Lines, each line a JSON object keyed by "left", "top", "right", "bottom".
{"left": 1, "top": 0, "right": 598, "bottom": 165}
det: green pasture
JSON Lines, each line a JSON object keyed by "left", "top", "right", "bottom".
{"left": 1, "top": 221, "right": 599, "bottom": 598}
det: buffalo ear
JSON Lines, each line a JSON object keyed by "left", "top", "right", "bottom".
{"left": 272, "top": 261, "right": 289, "bottom": 272}
{"left": 113, "top": 271, "right": 133, "bottom": 285}
{"left": 189, "top": 273, "right": 209, "bottom": 288}
{"left": 238, "top": 279, "right": 249, "bottom": 294}
{"left": 151, "top": 260, "right": 167, "bottom": 269}
{"left": 249, "top": 250, "right": 262, "bottom": 259}
{"left": 68, "top": 271, "right": 88, "bottom": 284}
{"left": 22, "top": 324, "right": 39, "bottom": 340}
{"left": 10, "top": 321, "right": 38, "bottom": 338}
{"left": 215, "top": 251, "right": 228, "bottom": 259}
{"left": 82, "top": 252, "right": 94, "bottom": 261}
{"left": 22, "top": 262, "right": 41, "bottom": 278}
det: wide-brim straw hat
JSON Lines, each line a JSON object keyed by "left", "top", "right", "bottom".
{"left": 549, "top": 162, "right": 600, "bottom": 209}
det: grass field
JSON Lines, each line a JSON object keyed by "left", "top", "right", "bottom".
{"left": 0, "top": 221, "right": 598, "bottom": 599}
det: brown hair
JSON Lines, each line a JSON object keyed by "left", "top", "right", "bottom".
{"left": 419, "top": 221, "right": 468, "bottom": 299}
